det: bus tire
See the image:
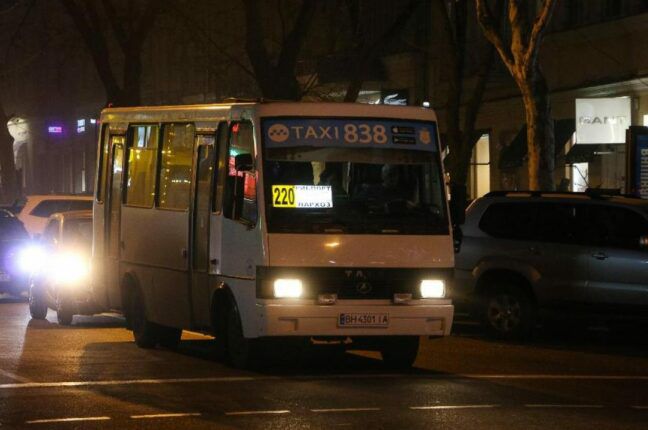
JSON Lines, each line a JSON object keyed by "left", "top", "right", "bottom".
{"left": 29, "top": 285, "right": 47, "bottom": 320}
{"left": 380, "top": 336, "right": 419, "bottom": 369}
{"left": 158, "top": 326, "right": 182, "bottom": 350}
{"left": 225, "top": 303, "right": 257, "bottom": 369}
{"left": 130, "top": 287, "right": 159, "bottom": 349}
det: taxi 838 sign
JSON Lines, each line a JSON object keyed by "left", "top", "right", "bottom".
{"left": 263, "top": 117, "right": 437, "bottom": 152}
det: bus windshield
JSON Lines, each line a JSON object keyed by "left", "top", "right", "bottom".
{"left": 262, "top": 117, "right": 448, "bottom": 235}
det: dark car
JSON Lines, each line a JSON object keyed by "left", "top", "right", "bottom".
{"left": 454, "top": 190, "right": 648, "bottom": 339}
{"left": 0, "top": 209, "right": 31, "bottom": 297}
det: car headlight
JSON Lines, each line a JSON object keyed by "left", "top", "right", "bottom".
{"left": 51, "top": 253, "right": 89, "bottom": 285}
{"left": 273, "top": 279, "right": 303, "bottom": 298}
{"left": 17, "top": 245, "right": 46, "bottom": 274}
{"left": 420, "top": 279, "right": 445, "bottom": 298}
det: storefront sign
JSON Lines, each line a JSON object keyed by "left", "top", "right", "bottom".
{"left": 634, "top": 134, "right": 648, "bottom": 199}
{"left": 576, "top": 98, "right": 631, "bottom": 144}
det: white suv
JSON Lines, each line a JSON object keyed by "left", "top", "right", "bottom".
{"left": 16, "top": 195, "right": 93, "bottom": 237}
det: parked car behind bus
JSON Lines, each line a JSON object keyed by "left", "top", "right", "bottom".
{"left": 16, "top": 195, "right": 92, "bottom": 237}
{"left": 454, "top": 191, "right": 648, "bottom": 340}
{"left": 28, "top": 211, "right": 94, "bottom": 325}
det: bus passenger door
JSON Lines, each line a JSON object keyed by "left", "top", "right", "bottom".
{"left": 105, "top": 139, "right": 124, "bottom": 308}
{"left": 191, "top": 136, "right": 216, "bottom": 327}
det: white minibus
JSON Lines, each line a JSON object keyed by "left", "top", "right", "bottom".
{"left": 92, "top": 102, "right": 454, "bottom": 368}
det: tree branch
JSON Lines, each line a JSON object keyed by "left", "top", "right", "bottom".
{"left": 101, "top": 0, "right": 128, "bottom": 51}
{"left": 132, "top": 0, "right": 163, "bottom": 50}
{"left": 276, "top": 0, "right": 317, "bottom": 75}
{"left": 242, "top": 0, "right": 273, "bottom": 85}
{"left": 475, "top": 0, "right": 513, "bottom": 70}
{"left": 169, "top": 0, "right": 256, "bottom": 79}
{"left": 343, "top": 0, "right": 421, "bottom": 102}
{"left": 525, "top": 0, "right": 557, "bottom": 67}
{"left": 58, "top": 0, "right": 121, "bottom": 101}
{"left": 2, "top": 0, "right": 35, "bottom": 67}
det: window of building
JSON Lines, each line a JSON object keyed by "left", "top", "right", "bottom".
{"left": 125, "top": 125, "right": 159, "bottom": 207}
{"left": 469, "top": 134, "right": 491, "bottom": 200}
{"left": 158, "top": 123, "right": 195, "bottom": 210}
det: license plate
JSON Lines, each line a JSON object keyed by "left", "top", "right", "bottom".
{"left": 0, "top": 273, "right": 10, "bottom": 282}
{"left": 338, "top": 313, "right": 389, "bottom": 328}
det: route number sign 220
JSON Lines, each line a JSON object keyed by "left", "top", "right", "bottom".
{"left": 272, "top": 185, "right": 333, "bottom": 209}
{"left": 272, "top": 185, "right": 296, "bottom": 207}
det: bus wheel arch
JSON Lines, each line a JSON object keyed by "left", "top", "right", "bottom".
{"left": 210, "top": 282, "right": 257, "bottom": 368}
{"left": 121, "top": 273, "right": 157, "bottom": 348}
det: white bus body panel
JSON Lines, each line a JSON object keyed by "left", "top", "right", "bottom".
{"left": 267, "top": 234, "right": 454, "bottom": 268}
{"left": 257, "top": 300, "right": 454, "bottom": 337}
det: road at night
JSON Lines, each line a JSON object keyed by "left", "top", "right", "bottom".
{"left": 1, "top": 298, "right": 647, "bottom": 429}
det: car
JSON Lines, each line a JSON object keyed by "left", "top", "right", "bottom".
{"left": 16, "top": 195, "right": 93, "bottom": 237}
{"left": 0, "top": 209, "right": 31, "bottom": 297}
{"left": 28, "top": 211, "right": 94, "bottom": 325}
{"left": 454, "top": 190, "right": 648, "bottom": 340}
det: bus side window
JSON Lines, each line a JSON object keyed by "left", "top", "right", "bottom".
{"left": 214, "top": 122, "right": 229, "bottom": 214}
{"left": 158, "top": 123, "right": 195, "bottom": 210}
{"left": 224, "top": 121, "right": 257, "bottom": 225}
{"left": 125, "top": 125, "right": 159, "bottom": 208}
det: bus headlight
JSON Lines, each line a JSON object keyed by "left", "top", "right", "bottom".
{"left": 420, "top": 279, "right": 445, "bottom": 298}
{"left": 273, "top": 279, "right": 303, "bottom": 298}
{"left": 51, "top": 253, "right": 89, "bottom": 285}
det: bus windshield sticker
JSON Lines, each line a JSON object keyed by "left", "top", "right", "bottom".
{"left": 262, "top": 118, "right": 437, "bottom": 151}
{"left": 272, "top": 185, "right": 333, "bottom": 208}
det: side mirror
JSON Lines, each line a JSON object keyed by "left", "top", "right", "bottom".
{"left": 234, "top": 153, "right": 253, "bottom": 172}
{"left": 640, "top": 236, "right": 648, "bottom": 249}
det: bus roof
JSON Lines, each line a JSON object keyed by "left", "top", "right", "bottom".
{"left": 100, "top": 102, "right": 437, "bottom": 124}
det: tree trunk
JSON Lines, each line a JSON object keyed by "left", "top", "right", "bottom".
{"left": 119, "top": 49, "right": 142, "bottom": 106}
{"left": 0, "top": 100, "right": 19, "bottom": 204}
{"left": 520, "top": 68, "right": 554, "bottom": 190}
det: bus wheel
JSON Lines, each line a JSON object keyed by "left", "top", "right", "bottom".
{"left": 225, "top": 304, "right": 257, "bottom": 369}
{"left": 130, "top": 287, "right": 159, "bottom": 349}
{"left": 380, "top": 336, "right": 419, "bottom": 369}
{"left": 158, "top": 326, "right": 182, "bottom": 350}
{"left": 29, "top": 285, "right": 47, "bottom": 320}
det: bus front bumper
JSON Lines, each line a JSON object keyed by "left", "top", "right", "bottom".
{"left": 255, "top": 300, "right": 454, "bottom": 337}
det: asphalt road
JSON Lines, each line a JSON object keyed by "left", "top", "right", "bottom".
{"left": 1, "top": 296, "right": 647, "bottom": 429}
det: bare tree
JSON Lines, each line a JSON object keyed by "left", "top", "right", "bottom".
{"left": 58, "top": 0, "right": 164, "bottom": 106}
{"left": 476, "top": 0, "right": 557, "bottom": 190}
{"left": 242, "top": 0, "right": 317, "bottom": 100}
{"left": 435, "top": 0, "right": 499, "bottom": 209}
